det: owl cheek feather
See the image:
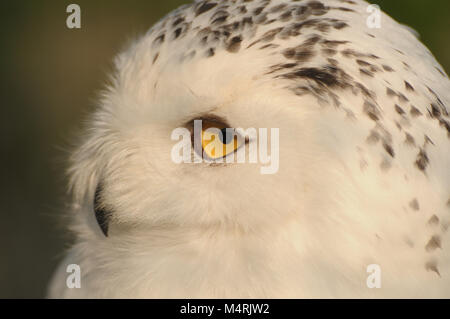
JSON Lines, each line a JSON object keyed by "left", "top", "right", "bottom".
{"left": 94, "top": 184, "right": 111, "bottom": 237}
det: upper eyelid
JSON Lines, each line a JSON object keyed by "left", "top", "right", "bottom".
{"left": 183, "top": 115, "right": 248, "bottom": 161}
{"left": 183, "top": 115, "right": 232, "bottom": 149}
{"left": 183, "top": 114, "right": 231, "bottom": 129}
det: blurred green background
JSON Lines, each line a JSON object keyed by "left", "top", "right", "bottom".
{"left": 0, "top": 0, "right": 449, "bottom": 298}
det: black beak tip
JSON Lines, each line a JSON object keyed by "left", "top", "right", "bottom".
{"left": 94, "top": 184, "right": 111, "bottom": 238}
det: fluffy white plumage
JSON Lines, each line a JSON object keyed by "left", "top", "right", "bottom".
{"left": 49, "top": 0, "right": 450, "bottom": 298}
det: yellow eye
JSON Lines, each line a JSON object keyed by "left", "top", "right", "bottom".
{"left": 201, "top": 123, "right": 239, "bottom": 160}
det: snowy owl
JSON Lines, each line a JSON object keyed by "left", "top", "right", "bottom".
{"left": 49, "top": 0, "right": 450, "bottom": 298}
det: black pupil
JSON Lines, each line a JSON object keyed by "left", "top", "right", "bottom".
{"left": 220, "top": 128, "right": 233, "bottom": 144}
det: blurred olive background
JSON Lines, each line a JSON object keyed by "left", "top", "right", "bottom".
{"left": 0, "top": 0, "right": 449, "bottom": 299}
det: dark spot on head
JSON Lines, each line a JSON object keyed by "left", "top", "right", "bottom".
{"left": 359, "top": 69, "right": 374, "bottom": 77}
{"left": 383, "top": 142, "right": 395, "bottom": 158}
{"left": 337, "top": 7, "right": 355, "bottom": 12}
{"left": 409, "top": 198, "right": 420, "bottom": 211}
{"left": 356, "top": 60, "right": 371, "bottom": 67}
{"left": 439, "top": 119, "right": 450, "bottom": 138}
{"left": 382, "top": 65, "right": 394, "bottom": 72}
{"left": 196, "top": 1, "right": 218, "bottom": 16}
{"left": 172, "top": 17, "right": 185, "bottom": 27}
{"left": 266, "top": 62, "right": 298, "bottom": 75}
{"left": 425, "top": 235, "right": 442, "bottom": 252}
{"left": 356, "top": 83, "right": 374, "bottom": 99}
{"left": 212, "top": 15, "right": 229, "bottom": 25}
{"left": 386, "top": 87, "right": 397, "bottom": 97}
{"left": 269, "top": 3, "right": 288, "bottom": 13}
{"left": 153, "top": 33, "right": 165, "bottom": 46}
{"left": 430, "top": 103, "right": 442, "bottom": 119}
{"left": 303, "top": 34, "right": 322, "bottom": 46}
{"left": 435, "top": 67, "right": 447, "bottom": 78}
{"left": 410, "top": 105, "right": 423, "bottom": 117}
{"left": 424, "top": 135, "right": 435, "bottom": 146}
{"left": 207, "top": 47, "right": 215, "bottom": 57}
{"left": 242, "top": 17, "right": 253, "bottom": 27}
{"left": 174, "top": 28, "right": 182, "bottom": 39}
{"left": 367, "top": 130, "right": 380, "bottom": 144}
{"left": 415, "top": 148, "right": 429, "bottom": 172}
{"left": 363, "top": 101, "right": 381, "bottom": 122}
{"left": 227, "top": 36, "right": 243, "bottom": 53}
{"left": 152, "top": 52, "right": 159, "bottom": 65}
{"left": 263, "top": 19, "right": 277, "bottom": 25}
{"left": 281, "top": 63, "right": 298, "bottom": 69}
{"left": 282, "top": 47, "right": 315, "bottom": 62}
{"left": 308, "top": 1, "right": 326, "bottom": 10}
{"left": 425, "top": 260, "right": 440, "bottom": 276}
{"left": 404, "top": 132, "right": 416, "bottom": 146}
{"left": 428, "top": 215, "right": 440, "bottom": 226}
{"left": 333, "top": 22, "right": 348, "bottom": 29}
{"left": 395, "top": 104, "right": 405, "bottom": 115}
{"left": 321, "top": 40, "right": 349, "bottom": 48}
{"left": 254, "top": 6, "right": 265, "bottom": 16}
{"left": 280, "top": 10, "right": 293, "bottom": 21}
{"left": 427, "top": 86, "right": 446, "bottom": 109}
{"left": 404, "top": 81, "right": 415, "bottom": 92}
{"left": 322, "top": 48, "right": 337, "bottom": 56}
{"left": 283, "top": 67, "right": 339, "bottom": 87}
{"left": 398, "top": 93, "right": 409, "bottom": 103}
{"left": 327, "top": 58, "right": 338, "bottom": 66}
{"left": 343, "top": 0, "right": 357, "bottom": 4}
{"left": 260, "top": 27, "right": 284, "bottom": 42}
{"left": 259, "top": 43, "right": 279, "bottom": 50}
{"left": 255, "top": 12, "right": 268, "bottom": 24}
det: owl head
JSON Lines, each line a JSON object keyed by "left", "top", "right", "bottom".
{"left": 69, "top": 0, "right": 375, "bottom": 239}
{"left": 52, "top": 0, "right": 450, "bottom": 299}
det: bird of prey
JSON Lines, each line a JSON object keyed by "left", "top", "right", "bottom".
{"left": 49, "top": 0, "right": 450, "bottom": 298}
